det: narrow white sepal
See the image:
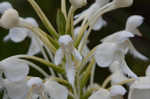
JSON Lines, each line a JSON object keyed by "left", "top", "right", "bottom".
{"left": 128, "top": 40, "right": 148, "bottom": 61}
{"left": 27, "top": 37, "right": 41, "bottom": 56}
{"left": 54, "top": 48, "right": 64, "bottom": 65}
{"left": 93, "top": 16, "right": 107, "bottom": 31}
{"left": 73, "top": 48, "right": 82, "bottom": 61}
{"left": 120, "top": 56, "right": 138, "bottom": 79}
{"left": 146, "top": 65, "right": 150, "bottom": 76}
{"left": 66, "top": 63, "right": 75, "bottom": 86}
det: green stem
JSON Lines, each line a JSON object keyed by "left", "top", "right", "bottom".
{"left": 28, "top": 0, "right": 59, "bottom": 39}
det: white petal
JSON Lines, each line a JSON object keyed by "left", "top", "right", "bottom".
{"left": 128, "top": 40, "right": 148, "bottom": 61}
{"left": 120, "top": 56, "right": 138, "bottom": 79}
{"left": 73, "top": 48, "right": 82, "bottom": 61}
{"left": 7, "top": 27, "right": 28, "bottom": 42}
{"left": 94, "top": 43, "right": 118, "bottom": 67}
{"left": 24, "top": 17, "right": 39, "bottom": 27}
{"left": 66, "top": 63, "right": 75, "bottom": 86}
{"left": 93, "top": 17, "right": 107, "bottom": 31}
{"left": 146, "top": 65, "right": 150, "bottom": 76}
{"left": 0, "top": 2, "right": 12, "bottom": 14}
{"left": 44, "top": 80, "right": 68, "bottom": 99}
{"left": 54, "top": 48, "right": 64, "bottom": 65}
{"left": 126, "top": 15, "right": 144, "bottom": 34}
{"left": 82, "top": 45, "right": 90, "bottom": 57}
{"left": 128, "top": 77, "right": 150, "bottom": 99}
{"left": 4, "top": 79, "right": 29, "bottom": 99}
{"left": 27, "top": 37, "right": 41, "bottom": 55}
{"left": 101, "top": 31, "right": 134, "bottom": 43}
{"left": 110, "top": 85, "right": 126, "bottom": 96}
{"left": 0, "top": 58, "right": 29, "bottom": 82}
{"left": 89, "top": 88, "right": 111, "bottom": 99}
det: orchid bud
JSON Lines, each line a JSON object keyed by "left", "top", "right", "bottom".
{"left": 0, "top": 9, "right": 19, "bottom": 29}
{"left": 69, "top": 0, "right": 87, "bottom": 9}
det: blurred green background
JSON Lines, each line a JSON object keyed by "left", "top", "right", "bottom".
{"left": 0, "top": 0, "right": 150, "bottom": 84}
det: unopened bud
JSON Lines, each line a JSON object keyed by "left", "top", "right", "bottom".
{"left": 0, "top": 9, "right": 19, "bottom": 29}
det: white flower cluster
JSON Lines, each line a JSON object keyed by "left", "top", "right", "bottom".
{"left": 0, "top": 0, "right": 149, "bottom": 99}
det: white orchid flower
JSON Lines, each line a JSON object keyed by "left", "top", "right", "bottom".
{"left": 69, "top": 0, "right": 87, "bottom": 9}
{"left": 4, "top": 17, "right": 42, "bottom": 56}
{"left": 88, "top": 88, "right": 111, "bottom": 99}
{"left": 125, "top": 15, "right": 148, "bottom": 61}
{"left": 55, "top": 35, "right": 82, "bottom": 85}
{"left": 0, "top": 6, "right": 42, "bottom": 56}
{"left": 95, "top": 30, "right": 139, "bottom": 78}
{"left": 0, "top": 57, "right": 29, "bottom": 82}
{"left": 44, "top": 80, "right": 68, "bottom": 99}
{"left": 74, "top": 0, "right": 109, "bottom": 30}
{"left": 0, "top": 2, "right": 12, "bottom": 14}
{"left": 3, "top": 79, "right": 29, "bottom": 99}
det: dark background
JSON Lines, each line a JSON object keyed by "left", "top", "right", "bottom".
{"left": 0, "top": 0, "right": 150, "bottom": 84}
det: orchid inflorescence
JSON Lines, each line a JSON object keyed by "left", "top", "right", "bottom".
{"left": 0, "top": 0, "right": 149, "bottom": 99}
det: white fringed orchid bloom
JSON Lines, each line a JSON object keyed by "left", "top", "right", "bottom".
{"left": 0, "top": 6, "right": 42, "bottom": 56}
{"left": 55, "top": 35, "right": 82, "bottom": 85}
{"left": 44, "top": 80, "right": 68, "bottom": 99}
{"left": 74, "top": 0, "right": 109, "bottom": 30}
{"left": 125, "top": 15, "right": 148, "bottom": 60}
{"left": 0, "top": 57, "right": 29, "bottom": 82}
{"left": 69, "top": 0, "right": 87, "bottom": 9}
{"left": 94, "top": 15, "right": 148, "bottom": 79}
{"left": 4, "top": 17, "right": 42, "bottom": 56}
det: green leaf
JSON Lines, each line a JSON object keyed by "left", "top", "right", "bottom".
{"left": 56, "top": 9, "right": 66, "bottom": 35}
